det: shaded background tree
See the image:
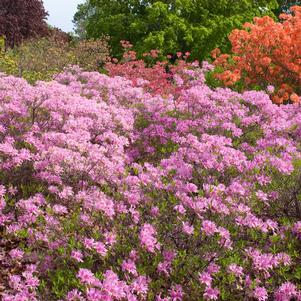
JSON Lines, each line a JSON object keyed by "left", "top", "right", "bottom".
{"left": 274, "top": 0, "right": 301, "bottom": 14}
{"left": 0, "top": 0, "right": 49, "bottom": 49}
{"left": 73, "top": 0, "right": 279, "bottom": 61}
{"left": 0, "top": 35, "right": 110, "bottom": 83}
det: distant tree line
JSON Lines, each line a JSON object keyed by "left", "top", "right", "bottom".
{"left": 73, "top": 0, "right": 287, "bottom": 61}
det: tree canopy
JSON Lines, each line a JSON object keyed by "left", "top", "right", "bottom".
{"left": 0, "top": 0, "right": 48, "bottom": 48}
{"left": 73, "top": 0, "right": 279, "bottom": 60}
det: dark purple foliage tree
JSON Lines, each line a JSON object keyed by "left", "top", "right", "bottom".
{"left": 0, "top": 0, "right": 49, "bottom": 48}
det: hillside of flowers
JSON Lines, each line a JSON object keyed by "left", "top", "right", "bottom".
{"left": 1, "top": 3, "right": 301, "bottom": 301}
{"left": 0, "top": 58, "right": 301, "bottom": 300}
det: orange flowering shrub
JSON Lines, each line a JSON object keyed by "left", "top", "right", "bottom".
{"left": 211, "top": 6, "right": 301, "bottom": 104}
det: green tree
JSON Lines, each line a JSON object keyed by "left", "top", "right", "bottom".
{"left": 73, "top": 0, "right": 279, "bottom": 60}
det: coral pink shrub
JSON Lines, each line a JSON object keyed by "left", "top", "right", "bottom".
{"left": 105, "top": 42, "right": 208, "bottom": 98}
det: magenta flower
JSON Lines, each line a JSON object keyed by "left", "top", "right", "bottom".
{"left": 139, "top": 223, "right": 160, "bottom": 253}
{"left": 71, "top": 250, "right": 83, "bottom": 262}
{"left": 201, "top": 220, "right": 217, "bottom": 236}
{"left": 122, "top": 259, "right": 138, "bottom": 276}
{"left": 9, "top": 248, "right": 24, "bottom": 260}
{"left": 203, "top": 287, "right": 220, "bottom": 300}
{"left": 52, "top": 204, "right": 68, "bottom": 215}
{"left": 199, "top": 272, "right": 213, "bottom": 287}
{"left": 266, "top": 85, "right": 275, "bottom": 94}
{"left": 182, "top": 221, "right": 194, "bottom": 235}
{"left": 254, "top": 286, "right": 268, "bottom": 301}
{"left": 228, "top": 264, "right": 243, "bottom": 277}
{"left": 77, "top": 268, "right": 97, "bottom": 285}
{"left": 169, "top": 284, "right": 183, "bottom": 301}
{"left": 274, "top": 282, "right": 298, "bottom": 301}
{"left": 292, "top": 221, "right": 301, "bottom": 239}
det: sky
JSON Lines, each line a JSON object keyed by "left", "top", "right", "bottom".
{"left": 43, "top": 0, "right": 85, "bottom": 33}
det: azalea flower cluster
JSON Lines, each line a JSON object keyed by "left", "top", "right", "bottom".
{"left": 0, "top": 62, "right": 301, "bottom": 301}
{"left": 105, "top": 41, "right": 208, "bottom": 98}
{"left": 211, "top": 5, "right": 301, "bottom": 105}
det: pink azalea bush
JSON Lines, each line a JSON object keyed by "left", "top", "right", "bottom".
{"left": 0, "top": 63, "right": 301, "bottom": 300}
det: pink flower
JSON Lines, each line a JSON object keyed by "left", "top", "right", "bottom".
{"left": 266, "top": 85, "right": 275, "bottom": 94}
{"left": 94, "top": 241, "right": 107, "bottom": 256}
{"left": 254, "top": 286, "right": 268, "bottom": 301}
{"left": 52, "top": 204, "right": 68, "bottom": 215}
{"left": 204, "top": 287, "right": 220, "bottom": 300}
{"left": 71, "top": 250, "right": 83, "bottom": 262}
{"left": 77, "top": 268, "right": 97, "bottom": 285}
{"left": 140, "top": 223, "right": 160, "bottom": 253}
{"left": 256, "top": 190, "right": 268, "bottom": 201}
{"left": 182, "top": 221, "right": 194, "bottom": 235}
{"left": 8, "top": 275, "right": 21, "bottom": 290}
{"left": 174, "top": 204, "right": 186, "bottom": 214}
{"left": 104, "top": 231, "right": 117, "bottom": 246}
{"left": 207, "top": 263, "right": 220, "bottom": 274}
{"left": 129, "top": 250, "right": 139, "bottom": 261}
{"left": 102, "top": 270, "right": 127, "bottom": 298}
{"left": 228, "top": 264, "right": 243, "bottom": 277}
{"left": 158, "top": 261, "right": 171, "bottom": 275}
{"left": 293, "top": 221, "right": 301, "bottom": 239}
{"left": 9, "top": 248, "right": 24, "bottom": 260}
{"left": 169, "top": 284, "right": 183, "bottom": 301}
{"left": 274, "top": 282, "right": 298, "bottom": 301}
{"left": 173, "top": 75, "right": 184, "bottom": 87}
{"left": 122, "top": 259, "right": 138, "bottom": 276}
{"left": 66, "top": 289, "right": 83, "bottom": 301}
{"left": 130, "top": 275, "right": 149, "bottom": 296}
{"left": 25, "top": 275, "right": 39, "bottom": 289}
{"left": 201, "top": 220, "right": 217, "bottom": 236}
{"left": 199, "top": 272, "right": 212, "bottom": 287}
{"left": 156, "top": 295, "right": 171, "bottom": 301}
{"left": 86, "top": 288, "right": 103, "bottom": 301}
{"left": 275, "top": 253, "right": 291, "bottom": 266}
{"left": 83, "top": 238, "right": 96, "bottom": 250}
{"left": 151, "top": 206, "right": 160, "bottom": 216}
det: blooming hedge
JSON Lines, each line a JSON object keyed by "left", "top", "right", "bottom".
{"left": 105, "top": 41, "right": 202, "bottom": 98}
{"left": 211, "top": 5, "right": 301, "bottom": 105}
{"left": 0, "top": 63, "right": 301, "bottom": 301}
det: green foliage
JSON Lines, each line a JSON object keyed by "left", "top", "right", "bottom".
{"left": 0, "top": 36, "right": 18, "bottom": 75}
{"left": 74, "top": 0, "right": 279, "bottom": 60}
{"left": 205, "top": 65, "right": 225, "bottom": 89}
{"left": 265, "top": 158, "right": 301, "bottom": 219}
{"left": 49, "top": 268, "right": 79, "bottom": 299}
